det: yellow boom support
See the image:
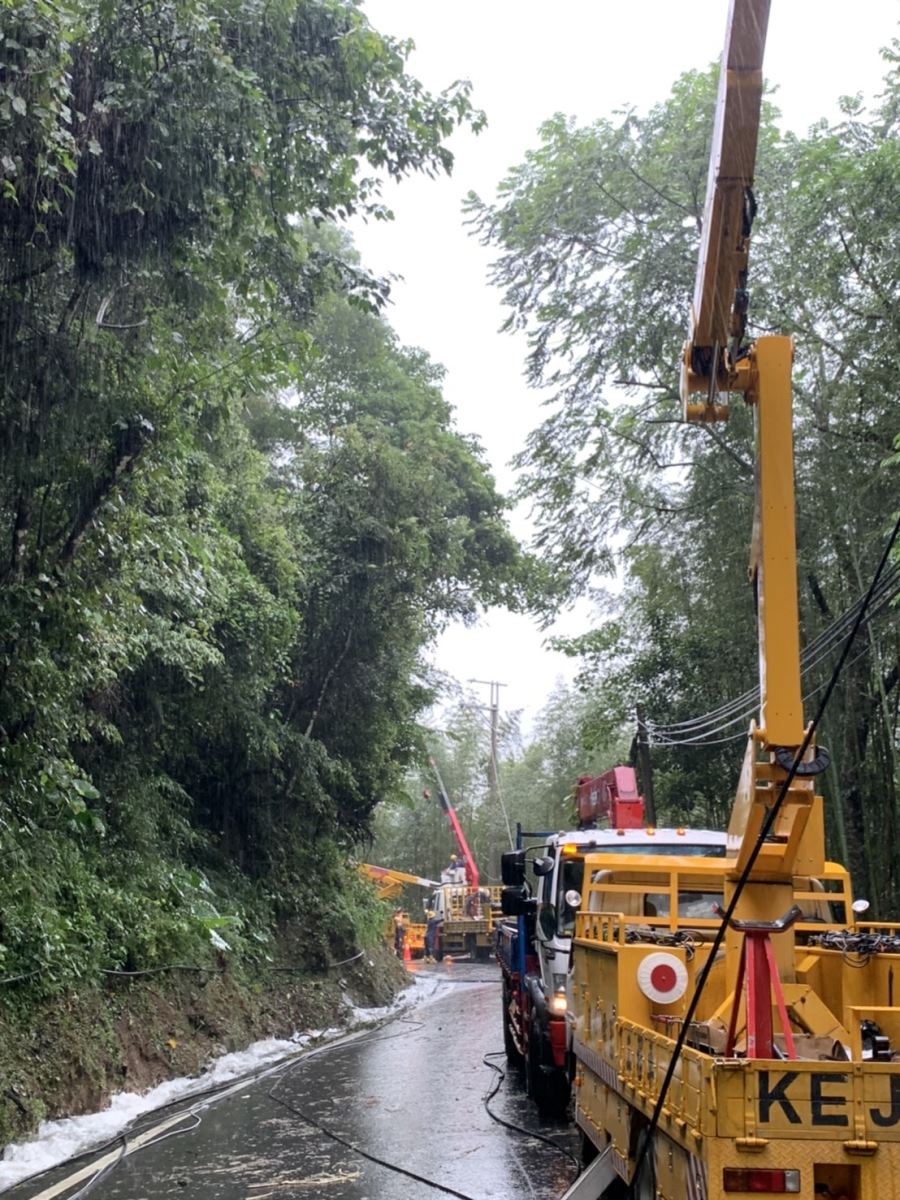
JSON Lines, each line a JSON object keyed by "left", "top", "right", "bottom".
{"left": 357, "top": 863, "right": 441, "bottom": 901}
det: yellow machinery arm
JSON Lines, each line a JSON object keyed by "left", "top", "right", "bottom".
{"left": 357, "top": 863, "right": 441, "bottom": 902}
{"left": 566, "top": 9, "right": 900, "bottom": 1198}
{"left": 682, "top": 0, "right": 771, "bottom": 415}
{"left": 680, "top": 0, "right": 825, "bottom": 889}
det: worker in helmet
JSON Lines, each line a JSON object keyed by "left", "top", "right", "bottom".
{"left": 424, "top": 909, "right": 441, "bottom": 962}
{"left": 392, "top": 907, "right": 406, "bottom": 958}
{"left": 441, "top": 853, "right": 466, "bottom": 885}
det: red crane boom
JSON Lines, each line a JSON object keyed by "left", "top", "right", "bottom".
{"left": 427, "top": 756, "right": 480, "bottom": 888}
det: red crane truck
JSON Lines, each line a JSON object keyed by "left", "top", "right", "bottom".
{"left": 423, "top": 758, "right": 502, "bottom": 961}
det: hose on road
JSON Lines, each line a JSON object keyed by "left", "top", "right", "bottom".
{"left": 266, "top": 1020, "right": 482, "bottom": 1200}
{"left": 19, "top": 983, "right": 539, "bottom": 1200}
{"left": 481, "top": 1050, "right": 580, "bottom": 1175}
{"left": 267, "top": 1080, "right": 481, "bottom": 1200}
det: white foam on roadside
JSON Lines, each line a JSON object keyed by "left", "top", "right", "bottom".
{"left": 0, "top": 975, "right": 439, "bottom": 1193}
{"left": 346, "top": 969, "right": 444, "bottom": 1023}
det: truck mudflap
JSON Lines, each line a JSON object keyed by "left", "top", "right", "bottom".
{"left": 549, "top": 1013, "right": 568, "bottom": 1068}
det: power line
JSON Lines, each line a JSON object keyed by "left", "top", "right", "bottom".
{"left": 641, "top": 563, "right": 900, "bottom": 746}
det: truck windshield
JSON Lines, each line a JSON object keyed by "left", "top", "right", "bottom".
{"left": 645, "top": 891, "right": 724, "bottom": 919}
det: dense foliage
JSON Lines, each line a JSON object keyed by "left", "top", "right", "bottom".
{"left": 0, "top": 0, "right": 523, "bottom": 992}
{"left": 468, "top": 51, "right": 900, "bottom": 908}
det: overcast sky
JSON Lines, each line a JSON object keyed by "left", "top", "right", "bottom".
{"left": 349, "top": 1, "right": 898, "bottom": 732}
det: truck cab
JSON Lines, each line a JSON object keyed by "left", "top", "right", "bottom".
{"left": 498, "top": 822, "right": 728, "bottom": 1116}
{"left": 532, "top": 828, "right": 729, "bottom": 1008}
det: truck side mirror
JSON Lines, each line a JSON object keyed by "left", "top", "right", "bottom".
{"left": 533, "top": 856, "right": 554, "bottom": 877}
{"left": 501, "top": 885, "right": 536, "bottom": 917}
{"left": 501, "top": 849, "right": 526, "bottom": 886}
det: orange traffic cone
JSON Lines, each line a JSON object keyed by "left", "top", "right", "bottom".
{"left": 402, "top": 941, "right": 411, "bottom": 963}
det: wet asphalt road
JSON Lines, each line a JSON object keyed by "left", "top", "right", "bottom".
{"left": 13, "top": 962, "right": 581, "bottom": 1200}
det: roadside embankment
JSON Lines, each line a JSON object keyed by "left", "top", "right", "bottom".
{"left": 0, "top": 941, "right": 408, "bottom": 1151}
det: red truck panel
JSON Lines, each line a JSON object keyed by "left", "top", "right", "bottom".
{"left": 575, "top": 766, "right": 645, "bottom": 829}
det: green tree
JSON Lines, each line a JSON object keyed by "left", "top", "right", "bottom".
{"left": 0, "top": 0, "right": 525, "bottom": 990}
{"left": 469, "top": 53, "right": 900, "bottom": 905}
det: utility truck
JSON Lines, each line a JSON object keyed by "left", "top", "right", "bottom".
{"left": 563, "top": 3, "right": 900, "bottom": 1198}
{"left": 423, "top": 758, "right": 502, "bottom": 961}
{"left": 496, "top": 767, "right": 726, "bottom": 1116}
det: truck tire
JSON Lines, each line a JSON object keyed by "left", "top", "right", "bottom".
{"left": 502, "top": 979, "right": 524, "bottom": 1068}
{"left": 526, "top": 1023, "right": 570, "bottom": 1118}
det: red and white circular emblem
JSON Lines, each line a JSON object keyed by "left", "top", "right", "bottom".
{"left": 637, "top": 952, "right": 688, "bottom": 1004}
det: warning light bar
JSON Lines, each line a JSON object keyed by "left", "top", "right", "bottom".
{"left": 723, "top": 1169, "right": 801, "bottom": 1193}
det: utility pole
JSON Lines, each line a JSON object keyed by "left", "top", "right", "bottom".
{"left": 633, "top": 704, "right": 657, "bottom": 825}
{"left": 469, "top": 678, "right": 512, "bottom": 847}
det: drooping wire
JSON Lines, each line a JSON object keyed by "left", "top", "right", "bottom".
{"left": 641, "top": 561, "right": 900, "bottom": 745}
{"left": 266, "top": 1017, "right": 482, "bottom": 1200}
{"left": 648, "top": 641, "right": 878, "bottom": 749}
{"left": 646, "top": 560, "right": 900, "bottom": 739}
{"left": 627, "top": 508, "right": 900, "bottom": 1198}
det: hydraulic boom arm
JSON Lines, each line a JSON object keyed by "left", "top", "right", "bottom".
{"left": 358, "top": 864, "right": 441, "bottom": 902}
{"left": 682, "top": 0, "right": 826, "bottom": 888}
{"left": 682, "top": 0, "right": 770, "bottom": 416}
{"left": 428, "top": 757, "right": 480, "bottom": 888}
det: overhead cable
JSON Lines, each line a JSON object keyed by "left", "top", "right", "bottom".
{"left": 642, "top": 563, "right": 900, "bottom": 745}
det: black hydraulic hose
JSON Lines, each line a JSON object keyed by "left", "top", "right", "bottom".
{"left": 481, "top": 1050, "right": 580, "bottom": 1174}
{"left": 1, "top": 952, "right": 364, "bottom": 987}
{"left": 11, "top": 1004, "right": 414, "bottom": 1193}
{"left": 266, "top": 1085, "right": 481, "bottom": 1200}
{"left": 628, "top": 509, "right": 900, "bottom": 1197}
{"left": 267, "top": 1023, "right": 482, "bottom": 1200}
